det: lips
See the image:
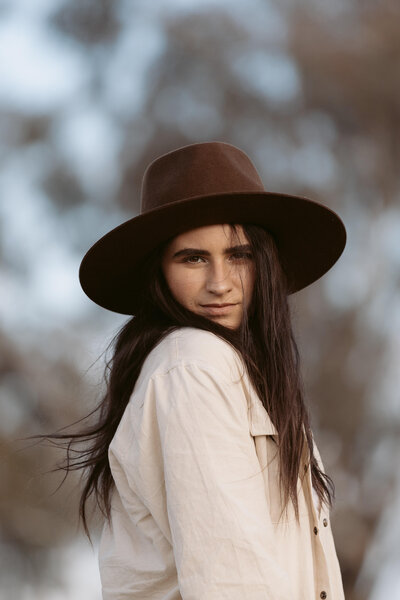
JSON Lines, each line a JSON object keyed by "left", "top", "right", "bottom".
{"left": 201, "top": 303, "right": 235, "bottom": 308}
{"left": 200, "top": 303, "right": 237, "bottom": 316}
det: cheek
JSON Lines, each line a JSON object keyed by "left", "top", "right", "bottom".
{"left": 164, "top": 266, "right": 201, "bottom": 305}
{"left": 241, "top": 266, "right": 256, "bottom": 304}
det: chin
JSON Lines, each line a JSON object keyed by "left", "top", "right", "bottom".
{"left": 211, "top": 316, "right": 239, "bottom": 330}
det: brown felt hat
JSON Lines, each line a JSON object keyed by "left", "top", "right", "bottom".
{"left": 79, "top": 141, "right": 346, "bottom": 314}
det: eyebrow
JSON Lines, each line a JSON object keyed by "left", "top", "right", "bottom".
{"left": 172, "top": 244, "right": 252, "bottom": 259}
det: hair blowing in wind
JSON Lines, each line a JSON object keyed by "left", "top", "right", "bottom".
{"left": 35, "top": 223, "right": 334, "bottom": 538}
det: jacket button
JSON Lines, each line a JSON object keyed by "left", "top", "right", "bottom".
{"left": 323, "top": 518, "right": 328, "bottom": 527}
{"left": 320, "top": 592, "right": 327, "bottom": 599}
{"left": 313, "top": 526, "right": 318, "bottom": 535}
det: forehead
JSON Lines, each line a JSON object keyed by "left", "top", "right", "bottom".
{"left": 167, "top": 224, "right": 248, "bottom": 249}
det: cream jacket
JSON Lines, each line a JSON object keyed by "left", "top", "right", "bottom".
{"left": 99, "top": 327, "right": 345, "bottom": 599}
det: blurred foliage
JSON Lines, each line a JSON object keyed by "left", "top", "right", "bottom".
{"left": 50, "top": 0, "right": 122, "bottom": 46}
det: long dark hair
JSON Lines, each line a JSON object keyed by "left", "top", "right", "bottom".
{"left": 39, "top": 223, "right": 334, "bottom": 537}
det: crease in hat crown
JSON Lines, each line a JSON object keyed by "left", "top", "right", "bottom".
{"left": 140, "top": 142, "right": 266, "bottom": 213}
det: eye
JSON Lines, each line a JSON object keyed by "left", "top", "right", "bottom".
{"left": 182, "top": 255, "right": 206, "bottom": 264}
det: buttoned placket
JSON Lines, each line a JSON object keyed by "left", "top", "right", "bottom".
{"left": 301, "top": 442, "right": 331, "bottom": 600}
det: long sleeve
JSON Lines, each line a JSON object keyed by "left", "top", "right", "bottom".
{"left": 152, "top": 362, "right": 289, "bottom": 600}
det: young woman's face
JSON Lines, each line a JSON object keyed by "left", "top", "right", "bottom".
{"left": 161, "top": 224, "right": 255, "bottom": 329}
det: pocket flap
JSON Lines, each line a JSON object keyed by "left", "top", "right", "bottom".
{"left": 247, "top": 389, "right": 278, "bottom": 437}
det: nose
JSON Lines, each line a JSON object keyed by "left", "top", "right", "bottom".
{"left": 205, "top": 261, "right": 233, "bottom": 295}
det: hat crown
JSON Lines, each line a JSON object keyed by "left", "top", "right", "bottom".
{"left": 140, "top": 142, "right": 265, "bottom": 213}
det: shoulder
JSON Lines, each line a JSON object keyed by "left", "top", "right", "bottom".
{"left": 139, "top": 327, "right": 245, "bottom": 384}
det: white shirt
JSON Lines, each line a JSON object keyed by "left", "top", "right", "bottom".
{"left": 99, "top": 327, "right": 345, "bottom": 599}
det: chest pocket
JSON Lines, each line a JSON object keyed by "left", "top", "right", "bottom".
{"left": 248, "top": 394, "right": 309, "bottom": 525}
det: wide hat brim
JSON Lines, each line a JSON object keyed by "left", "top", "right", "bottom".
{"left": 79, "top": 190, "right": 346, "bottom": 315}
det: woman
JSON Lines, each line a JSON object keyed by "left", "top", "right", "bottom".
{"left": 75, "top": 142, "right": 346, "bottom": 598}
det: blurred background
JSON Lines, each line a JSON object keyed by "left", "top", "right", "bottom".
{"left": 0, "top": 0, "right": 399, "bottom": 598}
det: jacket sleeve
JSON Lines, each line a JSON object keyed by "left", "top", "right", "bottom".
{"left": 152, "top": 362, "right": 288, "bottom": 600}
